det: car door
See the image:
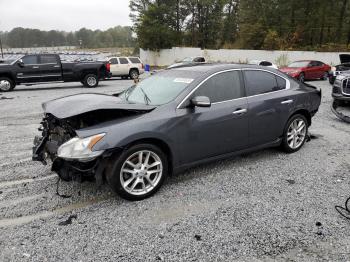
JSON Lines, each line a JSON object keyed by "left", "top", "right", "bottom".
{"left": 308, "top": 61, "right": 322, "bottom": 79}
{"left": 15, "top": 55, "right": 41, "bottom": 82}
{"left": 109, "top": 58, "right": 119, "bottom": 76}
{"left": 118, "top": 57, "right": 130, "bottom": 75}
{"left": 243, "top": 69, "right": 294, "bottom": 146}
{"left": 39, "top": 55, "right": 62, "bottom": 81}
{"left": 176, "top": 70, "right": 249, "bottom": 164}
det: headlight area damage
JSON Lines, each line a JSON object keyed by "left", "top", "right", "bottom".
{"left": 32, "top": 93, "right": 155, "bottom": 183}
{"left": 332, "top": 76, "right": 350, "bottom": 123}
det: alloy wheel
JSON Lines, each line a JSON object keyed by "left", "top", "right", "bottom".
{"left": 0, "top": 80, "right": 11, "bottom": 91}
{"left": 87, "top": 76, "right": 97, "bottom": 86}
{"left": 120, "top": 150, "right": 163, "bottom": 196}
{"left": 287, "top": 118, "right": 307, "bottom": 149}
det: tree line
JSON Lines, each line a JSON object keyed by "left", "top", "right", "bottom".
{"left": 130, "top": 0, "right": 350, "bottom": 51}
{"left": 0, "top": 26, "right": 136, "bottom": 48}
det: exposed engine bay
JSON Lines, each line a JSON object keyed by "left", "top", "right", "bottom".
{"left": 32, "top": 93, "right": 155, "bottom": 183}
{"left": 331, "top": 75, "right": 350, "bottom": 123}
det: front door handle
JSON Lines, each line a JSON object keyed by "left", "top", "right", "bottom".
{"left": 233, "top": 108, "right": 247, "bottom": 115}
{"left": 281, "top": 99, "right": 293, "bottom": 105}
{"left": 32, "top": 66, "right": 39, "bottom": 69}
{"left": 53, "top": 65, "right": 60, "bottom": 68}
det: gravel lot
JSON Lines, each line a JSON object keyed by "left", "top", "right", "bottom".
{"left": 0, "top": 78, "right": 349, "bottom": 261}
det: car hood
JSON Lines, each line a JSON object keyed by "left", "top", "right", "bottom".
{"left": 340, "top": 54, "right": 350, "bottom": 64}
{"left": 42, "top": 93, "right": 156, "bottom": 119}
{"left": 168, "top": 62, "right": 188, "bottom": 69}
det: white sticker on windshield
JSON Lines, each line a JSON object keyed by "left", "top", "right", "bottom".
{"left": 174, "top": 78, "right": 194, "bottom": 84}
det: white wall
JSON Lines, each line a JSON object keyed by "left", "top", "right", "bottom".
{"left": 140, "top": 47, "right": 349, "bottom": 67}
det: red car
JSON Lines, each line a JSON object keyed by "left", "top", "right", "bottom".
{"left": 280, "top": 60, "right": 331, "bottom": 82}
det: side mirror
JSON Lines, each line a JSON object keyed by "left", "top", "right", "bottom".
{"left": 191, "top": 96, "right": 211, "bottom": 107}
{"left": 17, "top": 59, "right": 24, "bottom": 67}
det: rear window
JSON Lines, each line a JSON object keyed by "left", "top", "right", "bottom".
{"left": 119, "top": 58, "right": 129, "bottom": 64}
{"left": 128, "top": 57, "right": 141, "bottom": 64}
{"left": 40, "top": 55, "right": 58, "bottom": 64}
{"left": 244, "top": 70, "right": 285, "bottom": 96}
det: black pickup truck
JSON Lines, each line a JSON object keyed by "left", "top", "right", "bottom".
{"left": 0, "top": 54, "right": 111, "bottom": 91}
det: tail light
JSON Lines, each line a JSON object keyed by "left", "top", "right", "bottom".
{"left": 106, "top": 63, "right": 111, "bottom": 72}
{"left": 141, "top": 63, "right": 144, "bottom": 69}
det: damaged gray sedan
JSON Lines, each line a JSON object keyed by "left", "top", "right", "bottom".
{"left": 33, "top": 64, "right": 321, "bottom": 200}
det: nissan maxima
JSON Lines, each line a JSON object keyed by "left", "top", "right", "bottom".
{"left": 33, "top": 64, "right": 321, "bottom": 200}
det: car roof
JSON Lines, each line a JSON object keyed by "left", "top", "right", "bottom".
{"left": 170, "top": 63, "right": 270, "bottom": 73}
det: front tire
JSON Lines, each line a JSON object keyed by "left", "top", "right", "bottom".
{"left": 82, "top": 74, "right": 99, "bottom": 88}
{"left": 0, "top": 77, "right": 15, "bottom": 92}
{"left": 106, "top": 144, "right": 168, "bottom": 201}
{"left": 129, "top": 69, "right": 139, "bottom": 80}
{"left": 322, "top": 72, "right": 328, "bottom": 80}
{"left": 298, "top": 73, "right": 305, "bottom": 83}
{"left": 281, "top": 114, "right": 308, "bottom": 153}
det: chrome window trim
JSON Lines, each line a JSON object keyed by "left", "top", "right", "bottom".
{"left": 177, "top": 68, "right": 291, "bottom": 109}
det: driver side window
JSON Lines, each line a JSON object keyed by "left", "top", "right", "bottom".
{"left": 194, "top": 71, "right": 245, "bottom": 103}
{"left": 21, "top": 55, "right": 38, "bottom": 65}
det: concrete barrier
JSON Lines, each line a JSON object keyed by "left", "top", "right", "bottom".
{"left": 140, "top": 47, "right": 349, "bottom": 67}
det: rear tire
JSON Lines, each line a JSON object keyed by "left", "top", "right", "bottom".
{"left": 281, "top": 114, "right": 308, "bottom": 153}
{"left": 106, "top": 144, "right": 168, "bottom": 201}
{"left": 0, "top": 77, "right": 15, "bottom": 92}
{"left": 82, "top": 74, "right": 99, "bottom": 88}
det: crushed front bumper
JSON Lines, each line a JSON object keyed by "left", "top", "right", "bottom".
{"left": 331, "top": 99, "right": 350, "bottom": 123}
{"left": 32, "top": 134, "right": 121, "bottom": 184}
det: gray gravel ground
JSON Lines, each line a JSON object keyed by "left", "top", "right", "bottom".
{"left": 0, "top": 78, "right": 349, "bottom": 261}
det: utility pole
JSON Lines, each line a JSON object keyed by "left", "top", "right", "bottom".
{"left": 0, "top": 37, "right": 3, "bottom": 59}
{"left": 0, "top": 20, "right": 3, "bottom": 58}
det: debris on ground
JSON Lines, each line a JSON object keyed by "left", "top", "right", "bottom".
{"left": 286, "top": 179, "right": 296, "bottom": 185}
{"left": 194, "top": 234, "right": 202, "bottom": 241}
{"left": 58, "top": 214, "right": 78, "bottom": 226}
{"left": 0, "top": 96, "right": 14, "bottom": 100}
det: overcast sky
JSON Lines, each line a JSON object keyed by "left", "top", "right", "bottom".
{"left": 0, "top": 0, "right": 132, "bottom": 32}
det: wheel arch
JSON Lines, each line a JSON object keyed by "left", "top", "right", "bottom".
{"left": 0, "top": 73, "right": 15, "bottom": 82}
{"left": 129, "top": 67, "right": 139, "bottom": 75}
{"left": 289, "top": 109, "right": 312, "bottom": 126}
{"left": 123, "top": 137, "right": 174, "bottom": 175}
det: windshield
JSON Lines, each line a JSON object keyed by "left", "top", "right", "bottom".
{"left": 123, "top": 72, "right": 196, "bottom": 106}
{"left": 288, "top": 61, "right": 309, "bottom": 68}
{"left": 181, "top": 57, "right": 192, "bottom": 62}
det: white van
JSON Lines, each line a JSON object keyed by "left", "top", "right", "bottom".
{"left": 108, "top": 57, "right": 145, "bottom": 79}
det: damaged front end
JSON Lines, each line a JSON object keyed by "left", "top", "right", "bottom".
{"left": 32, "top": 113, "right": 113, "bottom": 183}
{"left": 331, "top": 76, "right": 350, "bottom": 123}
{"left": 32, "top": 93, "right": 156, "bottom": 183}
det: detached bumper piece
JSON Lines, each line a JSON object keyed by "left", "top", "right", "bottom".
{"left": 331, "top": 100, "right": 350, "bottom": 123}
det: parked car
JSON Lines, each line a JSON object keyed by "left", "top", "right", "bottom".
{"left": 33, "top": 64, "right": 321, "bottom": 200}
{"left": 248, "top": 60, "right": 278, "bottom": 69}
{"left": 280, "top": 60, "right": 331, "bottom": 82}
{"left": 331, "top": 73, "right": 350, "bottom": 122}
{"left": 168, "top": 57, "right": 206, "bottom": 69}
{"left": 108, "top": 57, "right": 144, "bottom": 79}
{"left": 328, "top": 54, "right": 350, "bottom": 85}
{"left": 0, "top": 54, "right": 111, "bottom": 92}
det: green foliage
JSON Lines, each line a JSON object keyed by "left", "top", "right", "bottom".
{"left": 132, "top": 0, "right": 350, "bottom": 51}
{"left": 1, "top": 26, "right": 136, "bottom": 48}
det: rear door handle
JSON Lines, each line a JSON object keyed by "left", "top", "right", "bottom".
{"left": 233, "top": 108, "right": 247, "bottom": 115}
{"left": 53, "top": 65, "right": 60, "bottom": 68}
{"left": 281, "top": 99, "right": 293, "bottom": 105}
{"left": 32, "top": 66, "right": 39, "bottom": 69}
